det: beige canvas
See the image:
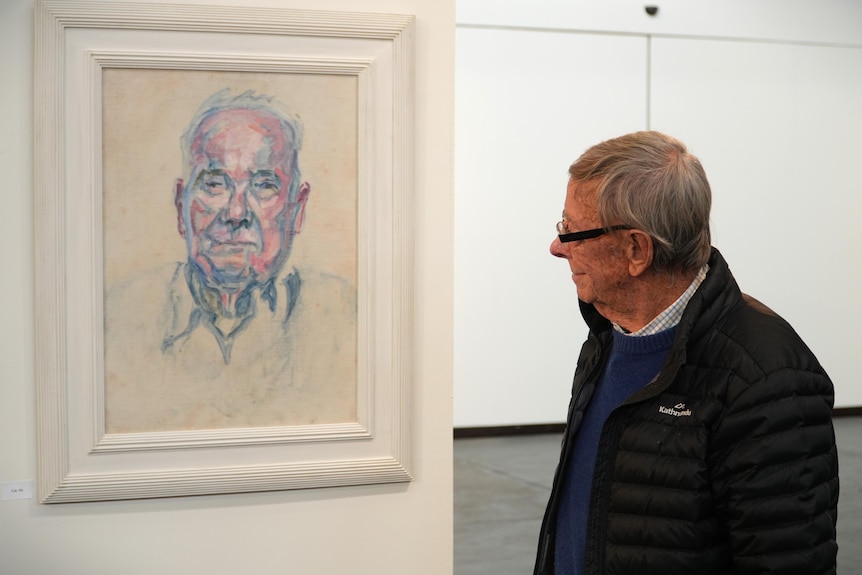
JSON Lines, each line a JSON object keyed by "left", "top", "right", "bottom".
{"left": 101, "top": 68, "right": 359, "bottom": 434}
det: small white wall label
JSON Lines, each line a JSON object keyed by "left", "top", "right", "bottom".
{"left": 1, "top": 481, "right": 34, "bottom": 500}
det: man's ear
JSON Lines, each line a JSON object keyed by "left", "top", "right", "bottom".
{"left": 174, "top": 179, "right": 186, "bottom": 237}
{"left": 292, "top": 182, "right": 311, "bottom": 234}
{"left": 626, "top": 230, "right": 654, "bottom": 277}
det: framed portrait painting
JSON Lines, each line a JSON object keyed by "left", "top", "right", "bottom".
{"left": 34, "top": 0, "right": 414, "bottom": 502}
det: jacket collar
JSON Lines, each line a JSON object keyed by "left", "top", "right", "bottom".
{"left": 578, "top": 248, "right": 738, "bottom": 335}
{"left": 577, "top": 248, "right": 742, "bottom": 401}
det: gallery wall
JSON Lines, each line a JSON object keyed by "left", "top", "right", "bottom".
{"left": 0, "top": 0, "right": 454, "bottom": 573}
{"left": 454, "top": 0, "right": 862, "bottom": 428}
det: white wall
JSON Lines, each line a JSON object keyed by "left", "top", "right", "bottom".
{"left": 455, "top": 0, "right": 862, "bottom": 428}
{"left": 0, "top": 0, "right": 454, "bottom": 573}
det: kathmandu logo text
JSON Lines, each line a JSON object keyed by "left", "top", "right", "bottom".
{"left": 658, "top": 403, "right": 692, "bottom": 417}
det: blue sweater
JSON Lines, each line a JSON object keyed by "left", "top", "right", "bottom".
{"left": 554, "top": 326, "right": 677, "bottom": 575}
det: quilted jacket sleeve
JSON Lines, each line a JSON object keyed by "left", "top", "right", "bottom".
{"left": 708, "top": 346, "right": 839, "bottom": 574}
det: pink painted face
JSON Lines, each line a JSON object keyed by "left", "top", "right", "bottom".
{"left": 176, "top": 108, "right": 309, "bottom": 290}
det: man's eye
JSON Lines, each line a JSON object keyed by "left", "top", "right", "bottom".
{"left": 199, "top": 177, "right": 227, "bottom": 195}
{"left": 253, "top": 179, "right": 282, "bottom": 198}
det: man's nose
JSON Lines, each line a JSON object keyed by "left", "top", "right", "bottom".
{"left": 550, "top": 236, "right": 568, "bottom": 258}
{"left": 224, "top": 185, "right": 251, "bottom": 227}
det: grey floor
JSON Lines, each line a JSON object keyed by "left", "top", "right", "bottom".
{"left": 454, "top": 416, "right": 862, "bottom": 575}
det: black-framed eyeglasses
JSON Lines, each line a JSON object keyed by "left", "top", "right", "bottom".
{"left": 555, "top": 221, "right": 632, "bottom": 243}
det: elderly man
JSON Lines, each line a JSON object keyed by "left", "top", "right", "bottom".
{"left": 535, "top": 131, "right": 838, "bottom": 575}
{"left": 167, "top": 89, "right": 311, "bottom": 364}
{"left": 104, "top": 90, "right": 356, "bottom": 433}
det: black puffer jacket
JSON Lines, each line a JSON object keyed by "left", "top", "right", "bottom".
{"left": 534, "top": 249, "right": 839, "bottom": 575}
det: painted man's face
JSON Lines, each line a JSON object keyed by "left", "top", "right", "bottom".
{"left": 175, "top": 108, "right": 310, "bottom": 290}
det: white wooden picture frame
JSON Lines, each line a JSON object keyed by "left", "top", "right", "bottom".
{"left": 34, "top": 0, "right": 414, "bottom": 503}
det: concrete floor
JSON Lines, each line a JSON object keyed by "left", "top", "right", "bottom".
{"left": 454, "top": 415, "right": 862, "bottom": 575}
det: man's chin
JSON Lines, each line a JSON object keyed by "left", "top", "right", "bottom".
{"left": 191, "top": 251, "right": 283, "bottom": 289}
{"left": 197, "top": 259, "right": 257, "bottom": 290}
